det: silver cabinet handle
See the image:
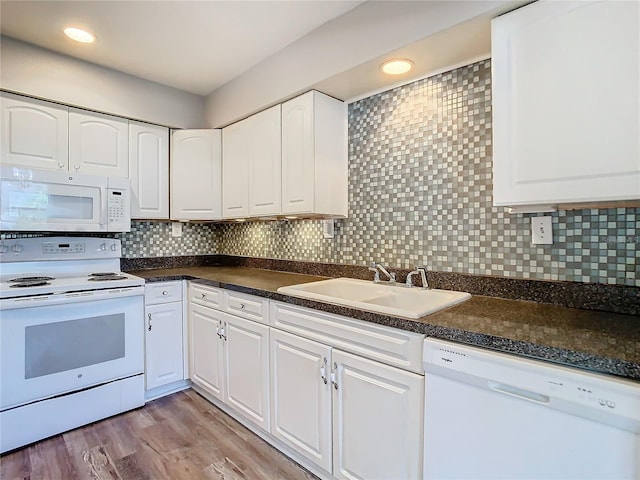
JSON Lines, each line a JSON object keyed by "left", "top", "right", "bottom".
{"left": 320, "top": 357, "right": 328, "bottom": 384}
{"left": 147, "top": 313, "right": 152, "bottom": 332}
{"left": 162, "top": 291, "right": 168, "bottom": 296}
{"left": 330, "top": 362, "right": 338, "bottom": 390}
{"left": 216, "top": 320, "right": 222, "bottom": 339}
{"left": 73, "top": 164, "right": 80, "bottom": 171}
{"left": 220, "top": 322, "right": 227, "bottom": 341}
{"left": 57, "top": 162, "right": 65, "bottom": 169}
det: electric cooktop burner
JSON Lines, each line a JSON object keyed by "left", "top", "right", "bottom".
{"left": 88, "top": 273, "right": 127, "bottom": 281}
{"left": 10, "top": 280, "right": 51, "bottom": 288}
{"left": 9, "top": 276, "right": 55, "bottom": 282}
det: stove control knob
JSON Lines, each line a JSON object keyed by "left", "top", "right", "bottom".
{"left": 100, "top": 243, "right": 107, "bottom": 251}
{"left": 110, "top": 243, "right": 118, "bottom": 251}
{"left": 11, "top": 244, "right": 23, "bottom": 253}
{"left": 0, "top": 244, "right": 8, "bottom": 254}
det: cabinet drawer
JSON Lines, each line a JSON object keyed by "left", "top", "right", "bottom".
{"left": 189, "top": 282, "right": 226, "bottom": 310}
{"left": 145, "top": 281, "right": 182, "bottom": 305}
{"left": 226, "top": 291, "right": 269, "bottom": 325}
{"left": 270, "top": 301, "right": 424, "bottom": 373}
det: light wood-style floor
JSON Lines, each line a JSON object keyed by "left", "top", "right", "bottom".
{"left": 0, "top": 389, "right": 317, "bottom": 480}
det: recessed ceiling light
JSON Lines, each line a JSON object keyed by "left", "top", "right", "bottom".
{"left": 64, "top": 27, "right": 96, "bottom": 44}
{"left": 380, "top": 59, "right": 414, "bottom": 75}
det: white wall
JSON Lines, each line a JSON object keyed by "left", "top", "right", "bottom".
{"left": 0, "top": 36, "right": 205, "bottom": 128}
{"left": 204, "top": 0, "right": 515, "bottom": 128}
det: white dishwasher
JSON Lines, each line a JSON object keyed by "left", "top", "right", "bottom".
{"left": 423, "top": 338, "right": 640, "bottom": 480}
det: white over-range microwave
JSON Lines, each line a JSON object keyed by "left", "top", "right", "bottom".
{"left": 0, "top": 166, "right": 131, "bottom": 232}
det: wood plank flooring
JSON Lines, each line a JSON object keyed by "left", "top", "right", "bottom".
{"left": 0, "top": 390, "right": 317, "bottom": 480}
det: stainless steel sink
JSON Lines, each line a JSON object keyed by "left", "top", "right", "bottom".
{"left": 277, "top": 278, "right": 470, "bottom": 319}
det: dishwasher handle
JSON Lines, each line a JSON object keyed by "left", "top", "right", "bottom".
{"left": 488, "top": 381, "right": 550, "bottom": 404}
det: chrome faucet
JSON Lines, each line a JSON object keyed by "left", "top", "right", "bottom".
{"left": 368, "top": 262, "right": 396, "bottom": 284}
{"left": 406, "top": 265, "right": 429, "bottom": 289}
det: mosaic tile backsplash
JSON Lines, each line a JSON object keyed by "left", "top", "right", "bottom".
{"left": 215, "top": 59, "right": 639, "bottom": 287}
{"left": 3, "top": 60, "right": 637, "bottom": 286}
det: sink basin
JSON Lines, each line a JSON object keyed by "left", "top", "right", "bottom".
{"left": 277, "top": 278, "right": 470, "bottom": 319}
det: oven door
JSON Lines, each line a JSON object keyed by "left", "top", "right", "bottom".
{"left": 0, "top": 293, "right": 143, "bottom": 410}
{"left": 0, "top": 166, "right": 107, "bottom": 232}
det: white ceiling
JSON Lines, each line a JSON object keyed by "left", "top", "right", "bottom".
{"left": 0, "top": 0, "right": 364, "bottom": 96}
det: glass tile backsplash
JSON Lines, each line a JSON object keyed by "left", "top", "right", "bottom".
{"left": 2, "top": 59, "right": 637, "bottom": 286}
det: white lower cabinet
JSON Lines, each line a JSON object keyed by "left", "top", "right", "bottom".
{"left": 223, "top": 314, "right": 270, "bottom": 431}
{"left": 188, "top": 283, "right": 270, "bottom": 431}
{"left": 190, "top": 304, "right": 225, "bottom": 399}
{"left": 332, "top": 349, "right": 424, "bottom": 480}
{"left": 188, "top": 284, "right": 425, "bottom": 479}
{"left": 269, "top": 302, "right": 425, "bottom": 479}
{"left": 270, "top": 329, "right": 333, "bottom": 472}
{"left": 144, "top": 281, "right": 187, "bottom": 400}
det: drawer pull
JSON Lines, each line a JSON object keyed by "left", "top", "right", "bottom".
{"left": 147, "top": 313, "right": 152, "bottom": 332}
{"left": 201, "top": 293, "right": 206, "bottom": 299}
{"left": 240, "top": 303, "right": 245, "bottom": 310}
{"left": 162, "top": 291, "right": 168, "bottom": 296}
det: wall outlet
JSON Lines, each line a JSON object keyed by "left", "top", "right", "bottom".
{"left": 322, "top": 219, "right": 335, "bottom": 239}
{"left": 171, "top": 222, "right": 183, "bottom": 238}
{"left": 531, "top": 216, "right": 552, "bottom": 244}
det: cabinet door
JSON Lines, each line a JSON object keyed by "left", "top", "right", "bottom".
{"left": 281, "top": 92, "right": 314, "bottom": 214}
{"left": 189, "top": 304, "right": 225, "bottom": 401}
{"left": 0, "top": 92, "right": 69, "bottom": 171}
{"left": 492, "top": 0, "right": 640, "bottom": 207}
{"left": 171, "top": 129, "right": 222, "bottom": 220}
{"left": 69, "top": 108, "right": 129, "bottom": 177}
{"left": 129, "top": 121, "right": 169, "bottom": 219}
{"left": 270, "top": 329, "right": 332, "bottom": 473}
{"left": 222, "top": 119, "right": 250, "bottom": 218}
{"left": 145, "top": 302, "right": 184, "bottom": 390}
{"left": 223, "top": 313, "right": 270, "bottom": 431}
{"left": 248, "top": 105, "right": 281, "bottom": 217}
{"left": 332, "top": 349, "right": 424, "bottom": 480}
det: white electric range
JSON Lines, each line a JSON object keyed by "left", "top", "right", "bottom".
{"left": 0, "top": 236, "right": 145, "bottom": 453}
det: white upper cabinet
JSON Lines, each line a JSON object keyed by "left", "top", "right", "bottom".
{"left": 282, "top": 91, "right": 348, "bottom": 217}
{"left": 222, "top": 104, "right": 281, "bottom": 219}
{"left": 0, "top": 92, "right": 69, "bottom": 171}
{"left": 171, "top": 129, "right": 222, "bottom": 221}
{"left": 222, "top": 118, "right": 250, "bottom": 218}
{"left": 69, "top": 108, "right": 129, "bottom": 177}
{"left": 248, "top": 105, "right": 281, "bottom": 217}
{"left": 492, "top": 0, "right": 640, "bottom": 209}
{"left": 129, "top": 121, "right": 169, "bottom": 219}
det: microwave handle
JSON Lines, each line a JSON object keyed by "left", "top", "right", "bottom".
{"left": 100, "top": 187, "right": 109, "bottom": 227}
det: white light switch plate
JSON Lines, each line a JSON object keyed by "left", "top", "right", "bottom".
{"left": 171, "top": 222, "right": 183, "bottom": 238}
{"left": 322, "top": 219, "right": 335, "bottom": 239}
{"left": 531, "top": 216, "right": 553, "bottom": 244}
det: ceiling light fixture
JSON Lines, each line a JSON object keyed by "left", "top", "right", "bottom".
{"left": 64, "top": 27, "right": 96, "bottom": 44}
{"left": 380, "top": 58, "right": 414, "bottom": 75}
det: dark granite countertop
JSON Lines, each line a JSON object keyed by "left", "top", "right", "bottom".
{"left": 129, "top": 266, "right": 640, "bottom": 381}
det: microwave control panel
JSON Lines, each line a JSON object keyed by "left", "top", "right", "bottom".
{"left": 107, "top": 188, "right": 130, "bottom": 232}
